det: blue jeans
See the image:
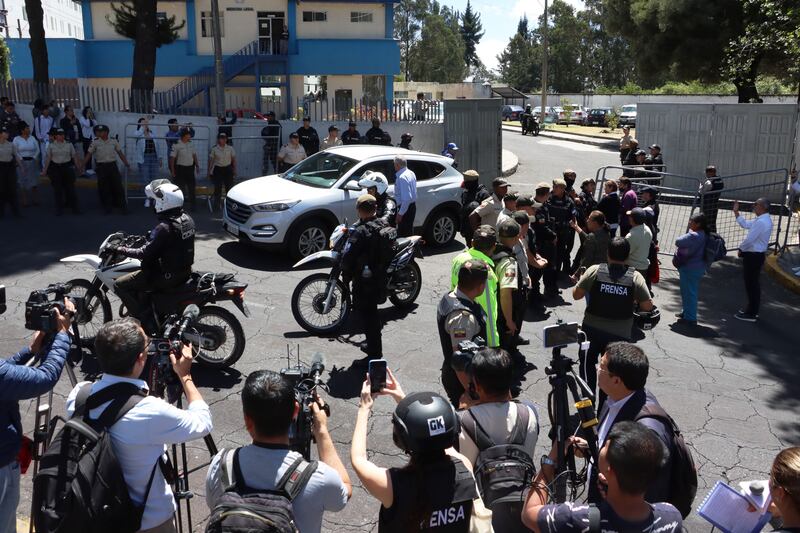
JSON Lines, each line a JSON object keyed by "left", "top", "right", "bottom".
{"left": 678, "top": 267, "right": 705, "bottom": 321}
{"left": 138, "top": 153, "right": 159, "bottom": 185}
{"left": 0, "top": 461, "right": 20, "bottom": 533}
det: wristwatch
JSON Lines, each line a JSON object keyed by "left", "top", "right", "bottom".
{"left": 541, "top": 455, "right": 556, "bottom": 468}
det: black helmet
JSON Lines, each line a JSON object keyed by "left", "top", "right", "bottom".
{"left": 392, "top": 392, "right": 460, "bottom": 454}
{"left": 634, "top": 306, "right": 661, "bottom": 330}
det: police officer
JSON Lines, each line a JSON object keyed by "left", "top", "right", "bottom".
{"left": 572, "top": 237, "right": 654, "bottom": 394}
{"left": 493, "top": 219, "right": 525, "bottom": 357}
{"left": 341, "top": 194, "right": 388, "bottom": 364}
{"left": 437, "top": 260, "right": 489, "bottom": 406}
{"left": 459, "top": 169, "right": 490, "bottom": 243}
{"left": 260, "top": 110, "right": 282, "bottom": 174}
{"left": 85, "top": 124, "right": 130, "bottom": 214}
{"left": 341, "top": 121, "right": 362, "bottom": 145}
{"left": 451, "top": 225, "right": 500, "bottom": 348}
{"left": 358, "top": 171, "right": 396, "bottom": 227}
{"left": 531, "top": 182, "right": 558, "bottom": 299}
{"left": 398, "top": 132, "right": 414, "bottom": 150}
{"left": 469, "top": 177, "right": 509, "bottom": 230}
{"left": 365, "top": 118, "right": 391, "bottom": 146}
{"left": 547, "top": 178, "right": 578, "bottom": 276}
{"left": 110, "top": 180, "right": 196, "bottom": 323}
{"left": 511, "top": 210, "right": 532, "bottom": 342}
{"left": 700, "top": 165, "right": 724, "bottom": 233}
{"left": 295, "top": 117, "right": 320, "bottom": 156}
{"left": 41, "top": 127, "right": 83, "bottom": 215}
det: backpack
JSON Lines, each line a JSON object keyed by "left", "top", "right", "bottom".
{"left": 205, "top": 449, "right": 317, "bottom": 533}
{"left": 32, "top": 383, "right": 161, "bottom": 533}
{"left": 368, "top": 221, "right": 398, "bottom": 273}
{"left": 704, "top": 232, "right": 727, "bottom": 266}
{"left": 634, "top": 404, "right": 698, "bottom": 519}
{"left": 460, "top": 404, "right": 536, "bottom": 509}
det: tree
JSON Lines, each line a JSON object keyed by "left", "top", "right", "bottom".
{"left": 721, "top": 0, "right": 800, "bottom": 102}
{"left": 394, "top": 0, "right": 429, "bottom": 80}
{"left": 497, "top": 19, "right": 541, "bottom": 92}
{"left": 107, "top": 1, "right": 185, "bottom": 111}
{"left": 0, "top": 38, "right": 12, "bottom": 87}
{"left": 517, "top": 15, "right": 529, "bottom": 38}
{"left": 460, "top": 0, "right": 484, "bottom": 68}
{"left": 409, "top": 13, "right": 467, "bottom": 83}
{"left": 543, "top": 0, "right": 585, "bottom": 92}
{"left": 577, "top": 0, "right": 634, "bottom": 89}
{"left": 24, "top": 0, "right": 49, "bottom": 99}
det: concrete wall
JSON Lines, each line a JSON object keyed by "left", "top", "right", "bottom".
{"left": 296, "top": 2, "right": 385, "bottom": 39}
{"left": 6, "top": 0, "right": 83, "bottom": 39}
{"left": 394, "top": 82, "right": 491, "bottom": 100}
{"left": 526, "top": 93, "right": 798, "bottom": 109}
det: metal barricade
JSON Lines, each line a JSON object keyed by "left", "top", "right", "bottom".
{"left": 227, "top": 122, "right": 283, "bottom": 179}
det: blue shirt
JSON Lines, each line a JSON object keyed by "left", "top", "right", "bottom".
{"left": 675, "top": 230, "right": 706, "bottom": 270}
{"left": 394, "top": 166, "right": 417, "bottom": 215}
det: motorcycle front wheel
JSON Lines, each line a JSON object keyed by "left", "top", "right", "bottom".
{"left": 291, "top": 273, "right": 351, "bottom": 335}
{"left": 67, "top": 278, "right": 112, "bottom": 347}
{"left": 189, "top": 305, "right": 246, "bottom": 368}
{"left": 389, "top": 261, "right": 422, "bottom": 308}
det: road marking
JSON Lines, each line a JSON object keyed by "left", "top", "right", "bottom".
{"left": 534, "top": 138, "right": 611, "bottom": 152}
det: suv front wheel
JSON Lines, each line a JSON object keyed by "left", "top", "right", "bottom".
{"left": 288, "top": 218, "right": 329, "bottom": 260}
{"left": 425, "top": 209, "right": 458, "bottom": 247}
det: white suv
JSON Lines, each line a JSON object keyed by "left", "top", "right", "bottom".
{"left": 222, "top": 145, "right": 464, "bottom": 259}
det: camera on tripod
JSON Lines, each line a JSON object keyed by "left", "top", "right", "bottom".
{"left": 24, "top": 283, "right": 85, "bottom": 332}
{"left": 280, "top": 347, "right": 330, "bottom": 460}
{"left": 144, "top": 305, "right": 200, "bottom": 404}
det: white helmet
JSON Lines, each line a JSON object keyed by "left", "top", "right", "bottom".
{"left": 358, "top": 171, "right": 389, "bottom": 196}
{"left": 145, "top": 179, "right": 184, "bottom": 213}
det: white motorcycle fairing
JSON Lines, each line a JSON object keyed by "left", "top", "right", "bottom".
{"left": 60, "top": 254, "right": 103, "bottom": 269}
{"left": 292, "top": 250, "right": 337, "bottom": 269}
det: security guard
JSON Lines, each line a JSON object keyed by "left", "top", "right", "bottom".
{"left": 341, "top": 194, "right": 388, "bottom": 364}
{"left": 111, "top": 180, "right": 196, "bottom": 323}
{"left": 546, "top": 178, "right": 578, "bottom": 276}
{"left": 511, "top": 210, "right": 533, "bottom": 342}
{"left": 365, "top": 118, "right": 391, "bottom": 146}
{"left": 459, "top": 169, "right": 490, "bottom": 243}
{"left": 398, "top": 132, "right": 414, "bottom": 150}
{"left": 437, "top": 259, "right": 489, "bottom": 406}
{"left": 358, "top": 171, "right": 396, "bottom": 227}
{"left": 451, "top": 225, "right": 500, "bottom": 348}
{"left": 531, "top": 182, "right": 558, "bottom": 299}
{"left": 85, "top": 124, "right": 130, "bottom": 214}
{"left": 41, "top": 127, "right": 82, "bottom": 215}
{"left": 295, "top": 117, "right": 320, "bottom": 156}
{"left": 493, "top": 219, "right": 524, "bottom": 355}
{"left": 468, "top": 177, "right": 509, "bottom": 230}
{"left": 572, "top": 236, "right": 653, "bottom": 394}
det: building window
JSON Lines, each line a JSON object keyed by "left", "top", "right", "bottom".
{"left": 302, "top": 11, "right": 327, "bottom": 22}
{"left": 201, "top": 11, "right": 224, "bottom": 37}
{"left": 350, "top": 11, "right": 373, "bottom": 23}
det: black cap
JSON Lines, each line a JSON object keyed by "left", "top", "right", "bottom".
{"left": 48, "top": 127, "right": 58, "bottom": 136}
{"left": 94, "top": 124, "right": 109, "bottom": 133}
{"left": 492, "top": 177, "right": 509, "bottom": 188}
{"left": 266, "top": 111, "right": 276, "bottom": 117}
{"left": 167, "top": 118, "right": 179, "bottom": 124}
{"left": 349, "top": 121, "right": 357, "bottom": 127}
{"left": 516, "top": 194, "right": 533, "bottom": 207}
{"left": 217, "top": 132, "right": 228, "bottom": 139}
{"left": 649, "top": 144, "right": 661, "bottom": 150}
{"left": 635, "top": 149, "right": 647, "bottom": 156}
{"left": 512, "top": 210, "right": 530, "bottom": 225}
{"left": 503, "top": 192, "right": 519, "bottom": 202}
{"left": 627, "top": 207, "right": 647, "bottom": 224}
{"left": 472, "top": 225, "right": 497, "bottom": 248}
{"left": 54, "top": 128, "right": 65, "bottom": 135}
{"left": 498, "top": 219, "right": 521, "bottom": 238}
{"left": 458, "top": 259, "right": 489, "bottom": 282}
{"left": 640, "top": 186, "right": 658, "bottom": 197}
{"left": 289, "top": 132, "right": 299, "bottom": 139}
{"left": 179, "top": 127, "right": 192, "bottom": 137}
{"left": 401, "top": 132, "right": 414, "bottom": 139}
{"left": 303, "top": 116, "right": 311, "bottom": 121}
{"left": 328, "top": 125, "right": 339, "bottom": 132}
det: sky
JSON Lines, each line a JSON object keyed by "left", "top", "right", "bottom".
{"left": 444, "top": 0, "right": 586, "bottom": 72}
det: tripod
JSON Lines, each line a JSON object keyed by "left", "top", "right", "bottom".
{"left": 544, "top": 341, "right": 600, "bottom": 504}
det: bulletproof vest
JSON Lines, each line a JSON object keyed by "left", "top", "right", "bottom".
{"left": 492, "top": 245, "right": 519, "bottom": 290}
{"left": 378, "top": 458, "right": 477, "bottom": 533}
{"left": 547, "top": 196, "right": 573, "bottom": 226}
{"left": 461, "top": 184, "right": 489, "bottom": 208}
{"left": 586, "top": 263, "right": 636, "bottom": 320}
{"left": 159, "top": 213, "right": 195, "bottom": 274}
{"left": 376, "top": 195, "right": 397, "bottom": 223}
{"left": 709, "top": 177, "right": 724, "bottom": 192}
{"left": 437, "top": 291, "right": 487, "bottom": 365}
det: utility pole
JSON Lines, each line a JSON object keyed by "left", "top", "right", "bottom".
{"left": 210, "top": 0, "right": 225, "bottom": 117}
{"left": 540, "top": 0, "right": 548, "bottom": 121}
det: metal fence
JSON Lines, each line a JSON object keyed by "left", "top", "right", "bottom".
{"left": 290, "top": 96, "right": 443, "bottom": 123}
{"left": 594, "top": 166, "right": 792, "bottom": 256}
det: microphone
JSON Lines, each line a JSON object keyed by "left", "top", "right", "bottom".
{"left": 310, "top": 352, "right": 325, "bottom": 377}
{"left": 176, "top": 304, "right": 200, "bottom": 343}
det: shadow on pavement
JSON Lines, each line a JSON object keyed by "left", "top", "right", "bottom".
{"left": 216, "top": 242, "right": 295, "bottom": 273}
{"left": 192, "top": 364, "right": 243, "bottom": 392}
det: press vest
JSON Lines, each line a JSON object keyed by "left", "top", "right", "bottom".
{"left": 378, "top": 457, "right": 477, "bottom": 533}
{"left": 159, "top": 213, "right": 196, "bottom": 274}
{"left": 437, "top": 292, "right": 487, "bottom": 366}
{"left": 586, "top": 263, "right": 636, "bottom": 320}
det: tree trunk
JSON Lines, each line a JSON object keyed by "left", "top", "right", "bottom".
{"left": 129, "top": 0, "right": 158, "bottom": 112}
{"left": 24, "top": 0, "right": 49, "bottom": 100}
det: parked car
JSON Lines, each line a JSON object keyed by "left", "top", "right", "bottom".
{"left": 227, "top": 108, "right": 271, "bottom": 121}
{"left": 222, "top": 145, "right": 463, "bottom": 260}
{"left": 585, "top": 107, "right": 614, "bottom": 127}
{"left": 502, "top": 105, "right": 525, "bottom": 121}
{"left": 553, "top": 107, "right": 569, "bottom": 124}
{"left": 533, "top": 106, "right": 559, "bottom": 123}
{"left": 569, "top": 106, "right": 588, "bottom": 125}
{"left": 618, "top": 104, "right": 637, "bottom": 127}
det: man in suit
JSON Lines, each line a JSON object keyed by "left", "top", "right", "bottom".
{"left": 572, "top": 342, "right": 673, "bottom": 505}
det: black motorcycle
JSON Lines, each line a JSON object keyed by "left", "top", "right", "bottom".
{"left": 521, "top": 113, "right": 540, "bottom": 136}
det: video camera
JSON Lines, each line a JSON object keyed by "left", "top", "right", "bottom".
{"left": 145, "top": 305, "right": 200, "bottom": 404}
{"left": 280, "top": 347, "right": 330, "bottom": 460}
{"left": 450, "top": 337, "right": 486, "bottom": 373}
{"left": 24, "top": 283, "right": 85, "bottom": 332}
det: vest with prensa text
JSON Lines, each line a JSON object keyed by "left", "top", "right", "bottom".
{"left": 586, "top": 263, "right": 635, "bottom": 320}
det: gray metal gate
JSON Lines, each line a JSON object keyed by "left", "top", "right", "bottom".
{"left": 444, "top": 98, "right": 502, "bottom": 185}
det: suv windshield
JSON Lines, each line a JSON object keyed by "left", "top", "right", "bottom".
{"left": 282, "top": 152, "right": 358, "bottom": 188}
{"left": 622, "top": 105, "right": 636, "bottom": 113}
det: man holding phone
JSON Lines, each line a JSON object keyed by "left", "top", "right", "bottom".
{"left": 437, "top": 260, "right": 489, "bottom": 405}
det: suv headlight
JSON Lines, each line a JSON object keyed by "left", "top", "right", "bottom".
{"left": 251, "top": 200, "right": 301, "bottom": 212}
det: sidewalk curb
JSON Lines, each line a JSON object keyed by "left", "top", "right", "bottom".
{"left": 501, "top": 149, "right": 519, "bottom": 177}
{"left": 765, "top": 254, "right": 800, "bottom": 295}
{"left": 501, "top": 125, "right": 616, "bottom": 149}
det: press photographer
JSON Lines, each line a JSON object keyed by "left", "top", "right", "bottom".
{"left": 205, "top": 369, "right": 351, "bottom": 533}
{"left": 64, "top": 318, "right": 212, "bottom": 533}
{"left": 0, "top": 287, "right": 74, "bottom": 532}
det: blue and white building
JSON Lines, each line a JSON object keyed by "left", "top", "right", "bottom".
{"left": 7, "top": 0, "right": 400, "bottom": 117}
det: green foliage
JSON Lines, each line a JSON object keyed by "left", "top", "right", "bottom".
{"left": 0, "top": 38, "right": 11, "bottom": 86}
{"left": 497, "top": 25, "right": 540, "bottom": 92}
{"left": 409, "top": 12, "right": 467, "bottom": 83}
{"left": 107, "top": 1, "right": 185, "bottom": 46}
{"left": 606, "top": 110, "right": 619, "bottom": 130}
{"left": 594, "top": 76, "right": 796, "bottom": 95}
{"left": 459, "top": 0, "right": 484, "bottom": 68}
{"left": 544, "top": 0, "right": 586, "bottom": 93}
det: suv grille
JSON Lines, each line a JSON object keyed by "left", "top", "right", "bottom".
{"left": 225, "top": 199, "right": 252, "bottom": 224}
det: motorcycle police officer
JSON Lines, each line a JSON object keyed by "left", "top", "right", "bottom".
{"left": 546, "top": 178, "right": 578, "bottom": 276}
{"left": 572, "top": 236, "right": 654, "bottom": 394}
{"left": 358, "top": 171, "right": 397, "bottom": 227}
{"left": 341, "top": 194, "right": 390, "bottom": 364}
{"left": 437, "top": 259, "right": 489, "bottom": 406}
{"left": 111, "top": 179, "right": 196, "bottom": 322}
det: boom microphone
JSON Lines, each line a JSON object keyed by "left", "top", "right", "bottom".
{"left": 176, "top": 304, "right": 200, "bottom": 342}
{"left": 310, "top": 352, "right": 326, "bottom": 376}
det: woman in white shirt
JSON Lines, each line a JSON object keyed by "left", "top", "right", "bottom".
{"left": 79, "top": 106, "right": 97, "bottom": 173}
{"left": 13, "top": 121, "right": 40, "bottom": 206}
{"left": 131, "top": 118, "right": 162, "bottom": 193}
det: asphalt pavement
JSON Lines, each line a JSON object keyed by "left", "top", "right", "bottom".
{"left": 3, "top": 131, "right": 800, "bottom": 532}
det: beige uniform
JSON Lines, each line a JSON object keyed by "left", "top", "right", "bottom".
{"left": 619, "top": 134, "right": 632, "bottom": 151}
{"left": 0, "top": 141, "right": 15, "bottom": 162}
{"left": 210, "top": 144, "right": 236, "bottom": 167}
{"left": 443, "top": 308, "right": 482, "bottom": 350}
{"left": 278, "top": 143, "right": 306, "bottom": 165}
{"left": 171, "top": 141, "right": 196, "bottom": 166}
{"left": 47, "top": 141, "right": 76, "bottom": 164}
{"left": 321, "top": 137, "right": 342, "bottom": 150}
{"left": 471, "top": 193, "right": 504, "bottom": 228}
{"left": 88, "top": 138, "right": 122, "bottom": 163}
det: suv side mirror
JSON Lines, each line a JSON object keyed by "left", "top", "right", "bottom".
{"left": 344, "top": 181, "right": 361, "bottom": 192}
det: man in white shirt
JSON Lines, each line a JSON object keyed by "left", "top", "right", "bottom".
{"left": 394, "top": 155, "right": 417, "bottom": 237}
{"left": 66, "top": 318, "right": 213, "bottom": 533}
{"left": 733, "top": 198, "right": 773, "bottom": 322}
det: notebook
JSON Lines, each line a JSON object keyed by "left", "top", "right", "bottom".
{"left": 698, "top": 481, "right": 773, "bottom": 533}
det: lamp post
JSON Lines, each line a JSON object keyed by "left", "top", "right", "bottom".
{"left": 210, "top": 0, "right": 225, "bottom": 117}
{"left": 540, "top": 0, "right": 548, "bottom": 123}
